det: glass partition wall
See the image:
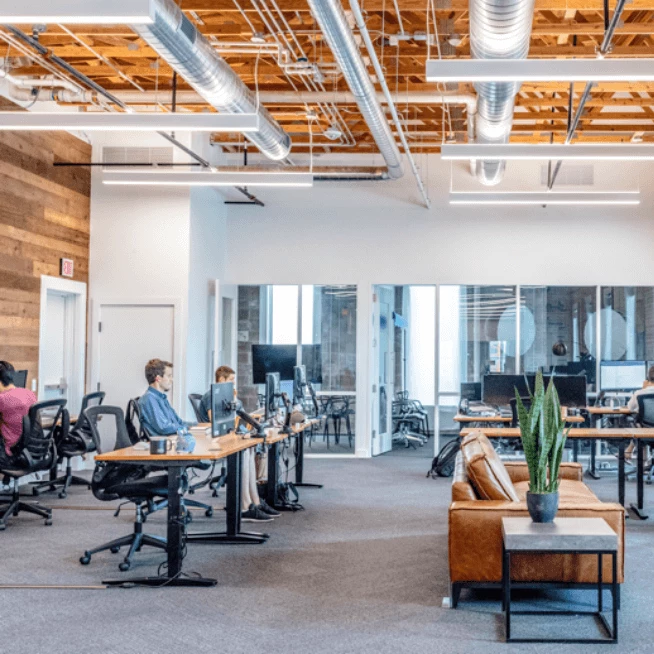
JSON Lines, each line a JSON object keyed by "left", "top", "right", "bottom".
{"left": 237, "top": 285, "right": 357, "bottom": 454}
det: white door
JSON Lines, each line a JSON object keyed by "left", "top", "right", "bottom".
{"left": 371, "top": 286, "right": 395, "bottom": 455}
{"left": 214, "top": 281, "right": 238, "bottom": 378}
{"left": 41, "top": 292, "right": 71, "bottom": 404}
{"left": 96, "top": 304, "right": 175, "bottom": 417}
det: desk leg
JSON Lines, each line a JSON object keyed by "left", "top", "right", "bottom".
{"left": 187, "top": 451, "right": 269, "bottom": 545}
{"left": 587, "top": 442, "right": 600, "bottom": 480}
{"left": 629, "top": 439, "right": 649, "bottom": 520}
{"left": 103, "top": 465, "right": 217, "bottom": 587}
{"left": 617, "top": 441, "right": 627, "bottom": 515}
{"left": 294, "top": 431, "right": 323, "bottom": 489}
{"left": 572, "top": 440, "right": 579, "bottom": 463}
{"left": 267, "top": 441, "right": 280, "bottom": 508}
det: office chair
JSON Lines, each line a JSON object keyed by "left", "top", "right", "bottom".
{"left": 32, "top": 391, "right": 106, "bottom": 498}
{"left": 131, "top": 398, "right": 214, "bottom": 519}
{"left": 636, "top": 395, "right": 654, "bottom": 484}
{"left": 79, "top": 405, "right": 168, "bottom": 572}
{"left": 0, "top": 400, "right": 65, "bottom": 530}
{"left": 188, "top": 393, "right": 203, "bottom": 421}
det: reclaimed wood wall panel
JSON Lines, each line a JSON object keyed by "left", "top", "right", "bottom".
{"left": 0, "top": 113, "right": 91, "bottom": 389}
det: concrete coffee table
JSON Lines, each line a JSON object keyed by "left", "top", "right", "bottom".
{"left": 502, "top": 517, "right": 619, "bottom": 644}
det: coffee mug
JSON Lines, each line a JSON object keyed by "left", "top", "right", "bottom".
{"left": 150, "top": 437, "right": 172, "bottom": 455}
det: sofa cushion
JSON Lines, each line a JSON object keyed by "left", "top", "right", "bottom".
{"left": 514, "top": 479, "right": 600, "bottom": 504}
{"left": 452, "top": 452, "right": 478, "bottom": 502}
{"left": 460, "top": 432, "right": 520, "bottom": 502}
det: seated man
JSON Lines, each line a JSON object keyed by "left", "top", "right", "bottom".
{"left": 0, "top": 361, "right": 37, "bottom": 468}
{"left": 201, "top": 366, "right": 279, "bottom": 522}
{"left": 138, "top": 359, "right": 189, "bottom": 436}
{"left": 627, "top": 365, "right": 654, "bottom": 412}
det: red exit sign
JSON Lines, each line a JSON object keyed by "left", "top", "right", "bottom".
{"left": 60, "top": 258, "right": 74, "bottom": 278}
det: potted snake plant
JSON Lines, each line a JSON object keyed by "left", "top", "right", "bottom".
{"left": 515, "top": 371, "right": 569, "bottom": 523}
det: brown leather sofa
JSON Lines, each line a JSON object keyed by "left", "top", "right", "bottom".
{"left": 449, "top": 432, "right": 625, "bottom": 607}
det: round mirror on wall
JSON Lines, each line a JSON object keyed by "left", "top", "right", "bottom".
{"left": 584, "top": 308, "right": 627, "bottom": 360}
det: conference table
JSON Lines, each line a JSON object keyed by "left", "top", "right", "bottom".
{"left": 461, "top": 427, "right": 654, "bottom": 520}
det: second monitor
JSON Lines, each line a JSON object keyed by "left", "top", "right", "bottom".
{"left": 211, "top": 381, "right": 236, "bottom": 436}
{"left": 252, "top": 344, "right": 296, "bottom": 384}
{"left": 482, "top": 374, "right": 587, "bottom": 408}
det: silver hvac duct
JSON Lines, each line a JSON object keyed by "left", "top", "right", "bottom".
{"left": 307, "top": 0, "right": 404, "bottom": 179}
{"left": 469, "top": 0, "right": 535, "bottom": 185}
{"left": 132, "top": 0, "right": 291, "bottom": 161}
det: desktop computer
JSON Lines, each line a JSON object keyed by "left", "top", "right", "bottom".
{"left": 210, "top": 382, "right": 236, "bottom": 437}
{"left": 600, "top": 360, "right": 646, "bottom": 392}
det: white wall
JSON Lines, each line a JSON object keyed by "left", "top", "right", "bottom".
{"left": 185, "top": 187, "right": 227, "bottom": 408}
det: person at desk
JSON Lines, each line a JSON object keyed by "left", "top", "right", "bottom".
{"left": 200, "top": 365, "right": 278, "bottom": 523}
{"left": 627, "top": 365, "right": 654, "bottom": 412}
{"left": 0, "top": 361, "right": 36, "bottom": 467}
{"left": 138, "top": 359, "right": 190, "bottom": 436}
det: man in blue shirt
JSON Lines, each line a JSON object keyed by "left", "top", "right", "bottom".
{"left": 138, "top": 359, "right": 188, "bottom": 436}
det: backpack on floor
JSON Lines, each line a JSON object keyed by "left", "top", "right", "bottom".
{"left": 427, "top": 438, "right": 460, "bottom": 479}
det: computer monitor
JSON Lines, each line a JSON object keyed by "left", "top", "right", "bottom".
{"left": 482, "top": 375, "right": 529, "bottom": 406}
{"left": 548, "top": 375, "right": 587, "bottom": 408}
{"left": 265, "top": 372, "right": 281, "bottom": 421}
{"left": 600, "top": 361, "right": 647, "bottom": 392}
{"left": 460, "top": 382, "right": 481, "bottom": 402}
{"left": 293, "top": 365, "right": 307, "bottom": 405}
{"left": 13, "top": 370, "right": 27, "bottom": 389}
{"left": 301, "top": 344, "right": 323, "bottom": 384}
{"left": 252, "top": 345, "right": 296, "bottom": 384}
{"left": 210, "top": 381, "right": 236, "bottom": 437}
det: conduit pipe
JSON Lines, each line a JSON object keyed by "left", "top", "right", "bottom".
{"left": 132, "top": 0, "right": 291, "bottom": 161}
{"left": 306, "top": 0, "right": 404, "bottom": 180}
{"left": 469, "top": 0, "right": 535, "bottom": 184}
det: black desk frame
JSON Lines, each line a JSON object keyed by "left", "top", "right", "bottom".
{"left": 503, "top": 545, "right": 618, "bottom": 644}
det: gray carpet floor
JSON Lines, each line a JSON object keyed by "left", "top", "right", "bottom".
{"left": 1, "top": 456, "right": 653, "bottom": 653}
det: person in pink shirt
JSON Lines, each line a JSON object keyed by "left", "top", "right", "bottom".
{"left": 0, "top": 361, "right": 36, "bottom": 467}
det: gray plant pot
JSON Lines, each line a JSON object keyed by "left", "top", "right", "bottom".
{"left": 526, "top": 491, "right": 559, "bottom": 523}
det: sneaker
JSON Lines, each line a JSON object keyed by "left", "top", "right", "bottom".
{"left": 258, "top": 499, "right": 281, "bottom": 517}
{"left": 241, "top": 505, "right": 274, "bottom": 523}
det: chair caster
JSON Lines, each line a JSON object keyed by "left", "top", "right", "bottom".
{"left": 58, "top": 491, "right": 67, "bottom": 499}
{"left": 0, "top": 524, "right": 6, "bottom": 531}
{"left": 45, "top": 518, "right": 53, "bottom": 526}
{"left": 205, "top": 508, "right": 213, "bottom": 518}
{"left": 110, "top": 546, "right": 121, "bottom": 553}
{"left": 119, "top": 561, "right": 131, "bottom": 572}
{"left": 32, "top": 487, "right": 40, "bottom": 496}
{"left": 80, "top": 553, "right": 91, "bottom": 565}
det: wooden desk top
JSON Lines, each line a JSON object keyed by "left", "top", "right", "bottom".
{"left": 461, "top": 427, "right": 654, "bottom": 440}
{"left": 454, "top": 414, "right": 512, "bottom": 423}
{"left": 586, "top": 407, "right": 635, "bottom": 415}
{"left": 96, "top": 432, "right": 262, "bottom": 463}
{"left": 454, "top": 413, "right": 584, "bottom": 424}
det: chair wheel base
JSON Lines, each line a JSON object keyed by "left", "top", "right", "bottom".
{"left": 119, "top": 562, "right": 131, "bottom": 572}
{"left": 80, "top": 554, "right": 91, "bottom": 565}
{"left": 205, "top": 508, "right": 213, "bottom": 518}
{"left": 45, "top": 518, "right": 52, "bottom": 526}
{"left": 110, "top": 546, "right": 121, "bottom": 553}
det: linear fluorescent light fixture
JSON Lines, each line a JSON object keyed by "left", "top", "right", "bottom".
{"left": 0, "top": 112, "right": 260, "bottom": 132}
{"left": 442, "top": 144, "right": 654, "bottom": 161}
{"left": 102, "top": 170, "right": 314, "bottom": 188}
{"left": 449, "top": 192, "right": 640, "bottom": 206}
{"left": 0, "top": 0, "right": 155, "bottom": 24}
{"left": 426, "top": 58, "right": 654, "bottom": 83}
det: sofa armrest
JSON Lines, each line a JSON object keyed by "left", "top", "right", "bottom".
{"left": 449, "top": 500, "right": 624, "bottom": 584}
{"left": 505, "top": 461, "right": 582, "bottom": 483}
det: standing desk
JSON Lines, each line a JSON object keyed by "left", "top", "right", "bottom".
{"left": 584, "top": 407, "right": 637, "bottom": 478}
{"left": 461, "top": 427, "right": 654, "bottom": 520}
{"left": 96, "top": 433, "right": 263, "bottom": 587}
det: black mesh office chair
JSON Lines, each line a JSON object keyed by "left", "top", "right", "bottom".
{"left": 32, "top": 392, "right": 106, "bottom": 498}
{"left": 0, "top": 400, "right": 65, "bottom": 530}
{"left": 131, "top": 397, "right": 214, "bottom": 519}
{"left": 188, "top": 393, "right": 203, "bottom": 421}
{"left": 636, "top": 395, "right": 654, "bottom": 483}
{"left": 79, "top": 405, "right": 168, "bottom": 572}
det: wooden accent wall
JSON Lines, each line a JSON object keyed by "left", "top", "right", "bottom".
{"left": 0, "top": 106, "right": 91, "bottom": 388}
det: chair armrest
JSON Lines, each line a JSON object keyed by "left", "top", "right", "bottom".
{"left": 449, "top": 500, "right": 624, "bottom": 583}
{"left": 505, "top": 461, "right": 582, "bottom": 483}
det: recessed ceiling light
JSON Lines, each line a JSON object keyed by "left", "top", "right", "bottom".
{"left": 447, "top": 33, "right": 463, "bottom": 47}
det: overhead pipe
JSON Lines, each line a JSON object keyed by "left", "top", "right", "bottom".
{"left": 469, "top": 0, "right": 535, "bottom": 184}
{"left": 306, "top": 0, "right": 404, "bottom": 180}
{"left": 131, "top": 0, "right": 291, "bottom": 161}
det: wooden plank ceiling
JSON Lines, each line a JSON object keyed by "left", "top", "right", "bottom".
{"left": 2, "top": 0, "right": 654, "bottom": 155}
